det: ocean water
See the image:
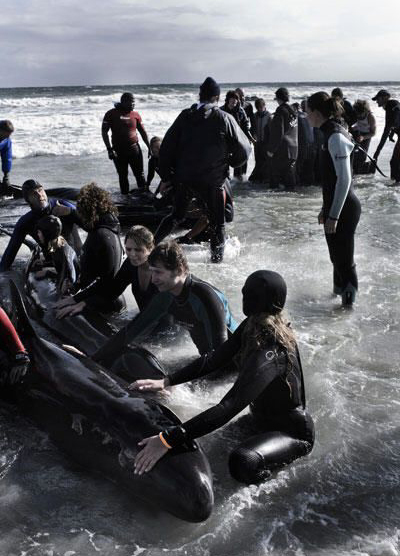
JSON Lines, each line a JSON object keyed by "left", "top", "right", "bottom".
{"left": 0, "top": 83, "right": 400, "bottom": 556}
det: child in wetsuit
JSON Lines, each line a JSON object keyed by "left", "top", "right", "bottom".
{"left": 35, "top": 215, "right": 80, "bottom": 296}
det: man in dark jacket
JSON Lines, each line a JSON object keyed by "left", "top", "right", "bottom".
{"left": 267, "top": 87, "right": 298, "bottom": 189}
{"left": 372, "top": 89, "right": 400, "bottom": 183}
{"left": 0, "top": 179, "right": 77, "bottom": 272}
{"left": 249, "top": 98, "right": 271, "bottom": 183}
{"left": 154, "top": 77, "right": 251, "bottom": 263}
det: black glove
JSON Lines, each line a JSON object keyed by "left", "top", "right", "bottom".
{"left": 373, "top": 150, "right": 380, "bottom": 160}
{"left": 108, "top": 149, "right": 117, "bottom": 161}
{"left": 9, "top": 351, "right": 30, "bottom": 384}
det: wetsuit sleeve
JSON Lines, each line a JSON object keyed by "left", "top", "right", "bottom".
{"left": 164, "top": 347, "right": 282, "bottom": 446}
{"left": 0, "top": 215, "right": 31, "bottom": 271}
{"left": 224, "top": 113, "right": 251, "bottom": 168}
{"left": 327, "top": 133, "right": 354, "bottom": 220}
{"left": 168, "top": 321, "right": 245, "bottom": 385}
{"left": 74, "top": 259, "right": 130, "bottom": 303}
{"left": 1, "top": 138, "right": 12, "bottom": 174}
{"left": 0, "top": 307, "right": 26, "bottom": 354}
{"left": 92, "top": 293, "right": 172, "bottom": 363}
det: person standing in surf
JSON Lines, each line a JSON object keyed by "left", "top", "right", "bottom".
{"left": 372, "top": 89, "right": 400, "bottom": 184}
{"left": 306, "top": 92, "right": 361, "bottom": 306}
{"left": 102, "top": 92, "right": 151, "bottom": 194}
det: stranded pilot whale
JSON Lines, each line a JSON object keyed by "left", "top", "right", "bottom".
{"left": 24, "top": 247, "right": 165, "bottom": 383}
{"left": 5, "top": 279, "right": 214, "bottom": 522}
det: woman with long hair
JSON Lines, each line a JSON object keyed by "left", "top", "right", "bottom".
{"left": 68, "top": 182, "right": 124, "bottom": 314}
{"left": 306, "top": 92, "right": 362, "bottom": 306}
{"left": 129, "top": 270, "right": 314, "bottom": 484}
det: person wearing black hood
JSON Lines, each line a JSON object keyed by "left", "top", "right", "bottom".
{"left": 154, "top": 77, "right": 251, "bottom": 263}
{"left": 306, "top": 92, "right": 361, "bottom": 306}
{"left": 372, "top": 89, "right": 400, "bottom": 183}
{"left": 267, "top": 87, "right": 298, "bottom": 189}
{"left": 0, "top": 179, "right": 77, "bottom": 272}
{"left": 102, "top": 92, "right": 151, "bottom": 194}
{"left": 69, "top": 182, "right": 125, "bottom": 313}
{"left": 129, "top": 270, "right": 314, "bottom": 484}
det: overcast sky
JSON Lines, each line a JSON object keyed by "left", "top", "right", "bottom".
{"left": 1, "top": 0, "right": 399, "bottom": 87}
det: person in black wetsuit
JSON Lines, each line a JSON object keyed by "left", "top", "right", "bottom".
{"left": 92, "top": 241, "right": 238, "bottom": 365}
{"left": 267, "top": 87, "right": 298, "bottom": 189}
{"left": 0, "top": 179, "right": 78, "bottom": 272}
{"left": 331, "top": 88, "right": 357, "bottom": 129}
{"left": 130, "top": 270, "right": 314, "bottom": 485}
{"left": 248, "top": 98, "right": 271, "bottom": 183}
{"left": 55, "top": 225, "right": 157, "bottom": 318}
{"left": 306, "top": 92, "right": 361, "bottom": 306}
{"left": 221, "top": 90, "right": 256, "bottom": 181}
{"left": 372, "top": 89, "right": 400, "bottom": 184}
{"left": 296, "top": 100, "right": 316, "bottom": 186}
{"left": 57, "top": 182, "right": 125, "bottom": 314}
{"left": 34, "top": 215, "right": 80, "bottom": 296}
{"left": 153, "top": 76, "right": 250, "bottom": 263}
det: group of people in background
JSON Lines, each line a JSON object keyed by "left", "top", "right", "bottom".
{"left": 0, "top": 77, "right": 399, "bottom": 486}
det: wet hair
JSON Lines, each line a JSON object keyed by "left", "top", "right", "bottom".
{"left": 225, "top": 90, "right": 240, "bottom": 103}
{"left": 353, "top": 99, "right": 371, "bottom": 116}
{"left": 275, "top": 87, "right": 290, "bottom": 102}
{"left": 307, "top": 91, "right": 344, "bottom": 119}
{"left": 121, "top": 92, "right": 134, "bottom": 103}
{"left": 77, "top": 182, "right": 118, "bottom": 229}
{"left": 124, "top": 225, "right": 154, "bottom": 250}
{"left": 291, "top": 102, "right": 300, "bottom": 112}
{"left": 331, "top": 87, "right": 344, "bottom": 99}
{"left": 235, "top": 88, "right": 244, "bottom": 98}
{"left": 255, "top": 98, "right": 266, "bottom": 109}
{"left": 0, "top": 120, "right": 14, "bottom": 133}
{"left": 150, "top": 136, "right": 162, "bottom": 146}
{"left": 148, "top": 240, "right": 189, "bottom": 275}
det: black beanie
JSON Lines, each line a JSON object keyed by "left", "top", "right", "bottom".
{"left": 242, "top": 270, "right": 287, "bottom": 316}
{"left": 199, "top": 77, "right": 220, "bottom": 99}
{"left": 275, "top": 87, "right": 290, "bottom": 102}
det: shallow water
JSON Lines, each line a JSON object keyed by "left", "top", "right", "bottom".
{"left": 0, "top": 83, "right": 400, "bottom": 555}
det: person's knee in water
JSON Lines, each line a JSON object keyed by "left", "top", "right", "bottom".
{"left": 129, "top": 269, "right": 314, "bottom": 485}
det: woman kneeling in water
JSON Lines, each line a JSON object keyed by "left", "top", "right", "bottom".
{"left": 55, "top": 225, "right": 157, "bottom": 318}
{"left": 130, "top": 270, "right": 314, "bottom": 484}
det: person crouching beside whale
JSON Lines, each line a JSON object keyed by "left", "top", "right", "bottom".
{"left": 66, "top": 182, "right": 125, "bottom": 314}
{"left": 0, "top": 306, "right": 30, "bottom": 385}
{"left": 34, "top": 215, "right": 80, "bottom": 296}
{"left": 55, "top": 225, "right": 158, "bottom": 318}
{"left": 130, "top": 270, "right": 315, "bottom": 485}
{"left": 92, "top": 240, "right": 238, "bottom": 365}
{"left": 0, "top": 179, "right": 78, "bottom": 272}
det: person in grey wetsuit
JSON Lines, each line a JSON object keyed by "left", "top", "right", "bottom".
{"left": 129, "top": 270, "right": 314, "bottom": 485}
{"left": 306, "top": 92, "right": 361, "bottom": 306}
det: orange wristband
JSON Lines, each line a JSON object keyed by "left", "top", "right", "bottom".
{"left": 159, "top": 432, "right": 172, "bottom": 450}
